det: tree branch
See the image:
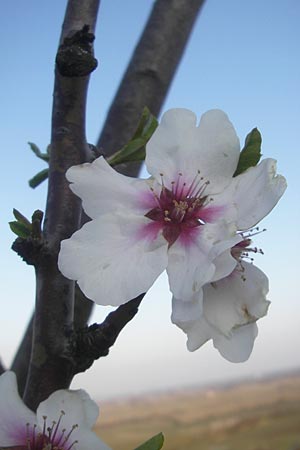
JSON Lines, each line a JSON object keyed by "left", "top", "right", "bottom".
{"left": 12, "top": 0, "right": 206, "bottom": 403}
{"left": 23, "top": 0, "right": 101, "bottom": 411}
{"left": 97, "top": 0, "right": 206, "bottom": 176}
{"left": 0, "top": 359, "right": 5, "bottom": 375}
{"left": 10, "top": 313, "right": 34, "bottom": 394}
{"left": 72, "top": 294, "right": 145, "bottom": 373}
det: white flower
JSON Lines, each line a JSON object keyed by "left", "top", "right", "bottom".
{"left": 0, "top": 371, "right": 110, "bottom": 450}
{"left": 172, "top": 260, "right": 270, "bottom": 362}
{"left": 58, "top": 109, "right": 286, "bottom": 312}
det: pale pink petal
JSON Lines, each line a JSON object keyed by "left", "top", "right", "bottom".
{"left": 146, "top": 109, "right": 240, "bottom": 193}
{"left": 37, "top": 389, "right": 111, "bottom": 450}
{"left": 0, "top": 371, "right": 36, "bottom": 446}
{"left": 66, "top": 156, "right": 152, "bottom": 219}
{"left": 58, "top": 213, "right": 168, "bottom": 306}
{"left": 232, "top": 158, "right": 287, "bottom": 229}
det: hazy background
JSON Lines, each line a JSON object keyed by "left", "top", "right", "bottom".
{"left": 1, "top": 0, "right": 299, "bottom": 401}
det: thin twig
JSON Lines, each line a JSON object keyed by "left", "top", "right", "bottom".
{"left": 72, "top": 294, "right": 145, "bottom": 373}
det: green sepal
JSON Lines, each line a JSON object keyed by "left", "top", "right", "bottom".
{"left": 234, "top": 128, "right": 262, "bottom": 176}
{"left": 108, "top": 107, "right": 158, "bottom": 167}
{"left": 134, "top": 432, "right": 164, "bottom": 450}
{"left": 28, "top": 142, "right": 50, "bottom": 162}
{"left": 9, "top": 221, "right": 32, "bottom": 238}
{"left": 29, "top": 168, "right": 49, "bottom": 188}
{"left": 13, "top": 208, "right": 31, "bottom": 228}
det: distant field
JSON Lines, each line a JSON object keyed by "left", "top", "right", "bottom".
{"left": 95, "top": 373, "right": 300, "bottom": 450}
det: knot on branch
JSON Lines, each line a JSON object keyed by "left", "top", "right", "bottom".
{"left": 12, "top": 236, "right": 45, "bottom": 266}
{"left": 70, "top": 294, "right": 145, "bottom": 374}
{"left": 11, "top": 210, "right": 47, "bottom": 266}
{"left": 56, "top": 25, "right": 98, "bottom": 77}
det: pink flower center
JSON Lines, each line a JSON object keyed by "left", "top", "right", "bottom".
{"left": 24, "top": 412, "right": 78, "bottom": 450}
{"left": 231, "top": 228, "right": 265, "bottom": 262}
{"left": 231, "top": 228, "right": 265, "bottom": 281}
{"left": 145, "top": 172, "right": 211, "bottom": 246}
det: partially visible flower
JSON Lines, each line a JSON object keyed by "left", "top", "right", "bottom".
{"left": 172, "top": 260, "right": 269, "bottom": 362}
{"left": 58, "top": 109, "right": 286, "bottom": 317}
{"left": 171, "top": 154, "right": 286, "bottom": 362}
{"left": 0, "top": 371, "right": 110, "bottom": 450}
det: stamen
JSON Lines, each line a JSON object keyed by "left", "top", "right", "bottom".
{"left": 66, "top": 440, "right": 79, "bottom": 450}
{"left": 42, "top": 416, "right": 47, "bottom": 437}
{"left": 185, "top": 170, "right": 201, "bottom": 197}
{"left": 62, "top": 424, "right": 78, "bottom": 447}
{"left": 174, "top": 172, "right": 183, "bottom": 197}
{"left": 26, "top": 423, "right": 32, "bottom": 450}
{"left": 194, "top": 180, "right": 209, "bottom": 199}
{"left": 55, "top": 428, "right": 66, "bottom": 447}
{"left": 51, "top": 410, "right": 65, "bottom": 442}
{"left": 31, "top": 424, "right": 37, "bottom": 450}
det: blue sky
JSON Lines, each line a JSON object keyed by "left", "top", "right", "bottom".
{"left": 1, "top": 0, "right": 299, "bottom": 400}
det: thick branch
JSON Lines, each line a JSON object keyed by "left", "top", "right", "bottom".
{"left": 10, "top": 314, "right": 34, "bottom": 395}
{"left": 23, "top": 0, "right": 101, "bottom": 411}
{"left": 97, "top": 0, "right": 206, "bottom": 176}
{"left": 11, "top": 287, "right": 93, "bottom": 398}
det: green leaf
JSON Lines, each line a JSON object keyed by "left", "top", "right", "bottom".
{"left": 108, "top": 107, "right": 158, "bottom": 167}
{"left": 13, "top": 209, "right": 31, "bottom": 228}
{"left": 29, "top": 168, "right": 49, "bottom": 188}
{"left": 28, "top": 142, "right": 50, "bottom": 162}
{"left": 233, "top": 128, "right": 262, "bottom": 176}
{"left": 134, "top": 432, "right": 164, "bottom": 450}
{"left": 9, "top": 221, "right": 31, "bottom": 238}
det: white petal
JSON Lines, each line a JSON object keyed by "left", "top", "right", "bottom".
{"left": 0, "top": 371, "right": 36, "bottom": 446}
{"left": 58, "top": 213, "right": 168, "bottom": 306}
{"left": 171, "top": 295, "right": 203, "bottom": 324}
{"left": 213, "top": 323, "right": 258, "bottom": 363}
{"left": 167, "top": 231, "right": 215, "bottom": 302}
{"left": 180, "top": 316, "right": 213, "bottom": 351}
{"left": 210, "top": 248, "right": 238, "bottom": 282}
{"left": 233, "top": 158, "right": 287, "bottom": 229}
{"left": 203, "top": 262, "right": 270, "bottom": 336}
{"left": 173, "top": 263, "right": 269, "bottom": 362}
{"left": 146, "top": 109, "right": 240, "bottom": 193}
{"left": 37, "top": 389, "right": 111, "bottom": 450}
{"left": 66, "top": 156, "right": 152, "bottom": 219}
{"left": 167, "top": 221, "right": 238, "bottom": 301}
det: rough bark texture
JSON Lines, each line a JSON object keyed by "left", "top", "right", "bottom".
{"left": 23, "top": 0, "right": 101, "bottom": 411}
{"left": 97, "top": 0, "right": 206, "bottom": 176}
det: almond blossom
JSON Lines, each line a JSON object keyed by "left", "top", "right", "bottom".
{"left": 172, "top": 255, "right": 270, "bottom": 362}
{"left": 0, "top": 371, "right": 110, "bottom": 450}
{"left": 58, "top": 109, "right": 286, "bottom": 316}
{"left": 171, "top": 156, "right": 286, "bottom": 361}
